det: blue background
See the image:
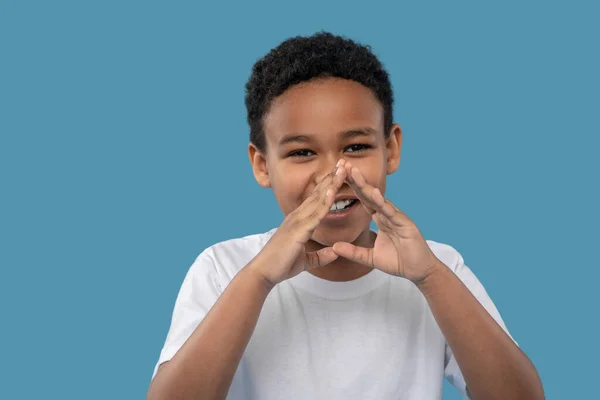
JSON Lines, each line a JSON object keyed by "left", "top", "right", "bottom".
{"left": 1, "top": 1, "right": 598, "bottom": 398}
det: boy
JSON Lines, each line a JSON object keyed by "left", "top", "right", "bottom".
{"left": 147, "top": 32, "right": 544, "bottom": 400}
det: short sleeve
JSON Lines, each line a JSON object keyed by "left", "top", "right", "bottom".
{"left": 151, "top": 251, "right": 223, "bottom": 380}
{"left": 440, "top": 246, "right": 518, "bottom": 399}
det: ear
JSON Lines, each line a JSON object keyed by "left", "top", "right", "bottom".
{"left": 248, "top": 143, "right": 271, "bottom": 188}
{"left": 386, "top": 124, "right": 402, "bottom": 175}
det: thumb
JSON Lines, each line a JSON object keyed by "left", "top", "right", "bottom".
{"left": 332, "top": 242, "right": 374, "bottom": 267}
{"left": 304, "top": 247, "right": 339, "bottom": 270}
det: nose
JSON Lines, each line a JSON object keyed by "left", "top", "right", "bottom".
{"left": 314, "top": 156, "right": 342, "bottom": 185}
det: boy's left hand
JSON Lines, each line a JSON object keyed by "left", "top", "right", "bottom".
{"left": 332, "top": 162, "right": 441, "bottom": 284}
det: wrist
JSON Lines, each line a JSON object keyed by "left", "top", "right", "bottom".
{"left": 244, "top": 258, "right": 277, "bottom": 292}
{"left": 414, "top": 258, "right": 446, "bottom": 293}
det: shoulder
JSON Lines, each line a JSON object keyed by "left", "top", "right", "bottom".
{"left": 425, "top": 239, "right": 481, "bottom": 290}
{"left": 425, "top": 239, "right": 496, "bottom": 311}
{"left": 189, "top": 228, "right": 278, "bottom": 283}
{"left": 425, "top": 239, "right": 465, "bottom": 274}
{"left": 426, "top": 239, "right": 517, "bottom": 345}
{"left": 203, "top": 227, "right": 277, "bottom": 267}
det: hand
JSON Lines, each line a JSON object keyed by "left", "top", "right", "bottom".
{"left": 331, "top": 162, "right": 440, "bottom": 284}
{"left": 250, "top": 160, "right": 348, "bottom": 288}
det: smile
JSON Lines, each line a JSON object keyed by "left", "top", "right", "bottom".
{"left": 329, "top": 199, "right": 358, "bottom": 213}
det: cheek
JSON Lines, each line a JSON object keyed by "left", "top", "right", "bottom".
{"left": 270, "top": 165, "right": 310, "bottom": 212}
{"left": 379, "top": 175, "right": 388, "bottom": 194}
{"left": 355, "top": 158, "right": 387, "bottom": 190}
{"left": 372, "top": 173, "right": 387, "bottom": 195}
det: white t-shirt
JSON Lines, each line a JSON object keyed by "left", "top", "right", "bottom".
{"left": 152, "top": 228, "right": 516, "bottom": 399}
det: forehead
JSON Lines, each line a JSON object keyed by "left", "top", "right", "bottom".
{"left": 263, "top": 78, "right": 384, "bottom": 145}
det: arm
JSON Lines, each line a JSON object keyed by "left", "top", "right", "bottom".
{"left": 147, "top": 161, "right": 348, "bottom": 400}
{"left": 146, "top": 262, "right": 273, "bottom": 400}
{"left": 416, "top": 259, "right": 545, "bottom": 400}
{"left": 329, "top": 161, "right": 544, "bottom": 399}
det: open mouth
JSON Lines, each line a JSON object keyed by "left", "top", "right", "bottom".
{"left": 329, "top": 198, "right": 358, "bottom": 213}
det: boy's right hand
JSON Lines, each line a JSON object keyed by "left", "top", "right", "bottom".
{"left": 248, "top": 159, "right": 348, "bottom": 288}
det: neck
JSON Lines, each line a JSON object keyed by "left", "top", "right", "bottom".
{"left": 307, "top": 229, "right": 376, "bottom": 282}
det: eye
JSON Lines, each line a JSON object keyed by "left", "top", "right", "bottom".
{"left": 345, "top": 143, "right": 372, "bottom": 153}
{"left": 288, "top": 149, "right": 315, "bottom": 157}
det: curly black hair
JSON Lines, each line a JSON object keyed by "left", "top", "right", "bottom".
{"left": 245, "top": 31, "right": 394, "bottom": 152}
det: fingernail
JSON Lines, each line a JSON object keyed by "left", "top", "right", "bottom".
{"left": 336, "top": 159, "right": 343, "bottom": 167}
{"left": 348, "top": 167, "right": 356, "bottom": 181}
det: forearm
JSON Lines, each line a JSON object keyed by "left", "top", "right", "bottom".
{"left": 416, "top": 260, "right": 544, "bottom": 400}
{"left": 147, "top": 261, "right": 274, "bottom": 400}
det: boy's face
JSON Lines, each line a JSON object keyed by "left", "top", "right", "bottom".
{"left": 249, "top": 77, "right": 402, "bottom": 246}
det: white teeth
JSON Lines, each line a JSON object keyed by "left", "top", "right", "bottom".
{"left": 329, "top": 199, "right": 353, "bottom": 212}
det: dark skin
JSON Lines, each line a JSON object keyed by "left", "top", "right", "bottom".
{"left": 148, "top": 77, "right": 544, "bottom": 400}
{"left": 249, "top": 77, "right": 545, "bottom": 399}
{"left": 249, "top": 77, "right": 401, "bottom": 282}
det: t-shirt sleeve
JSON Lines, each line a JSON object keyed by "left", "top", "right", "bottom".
{"left": 151, "top": 250, "right": 223, "bottom": 380}
{"left": 439, "top": 244, "right": 518, "bottom": 399}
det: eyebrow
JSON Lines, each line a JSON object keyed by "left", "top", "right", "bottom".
{"left": 278, "top": 127, "right": 378, "bottom": 146}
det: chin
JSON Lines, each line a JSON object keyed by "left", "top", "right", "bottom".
{"left": 311, "top": 223, "right": 368, "bottom": 247}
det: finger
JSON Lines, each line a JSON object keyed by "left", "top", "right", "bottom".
{"left": 286, "top": 161, "right": 348, "bottom": 244}
{"left": 304, "top": 247, "right": 339, "bottom": 270}
{"left": 331, "top": 242, "right": 375, "bottom": 268}
{"left": 371, "top": 188, "right": 400, "bottom": 222}
{"left": 304, "top": 159, "right": 344, "bottom": 206}
{"left": 321, "top": 159, "right": 346, "bottom": 201}
{"left": 309, "top": 162, "right": 347, "bottom": 225}
{"left": 298, "top": 160, "right": 347, "bottom": 221}
{"left": 369, "top": 188, "right": 407, "bottom": 225}
{"left": 293, "top": 164, "right": 346, "bottom": 243}
{"left": 324, "top": 160, "right": 348, "bottom": 203}
{"left": 343, "top": 163, "right": 411, "bottom": 226}
{"left": 343, "top": 163, "right": 378, "bottom": 214}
